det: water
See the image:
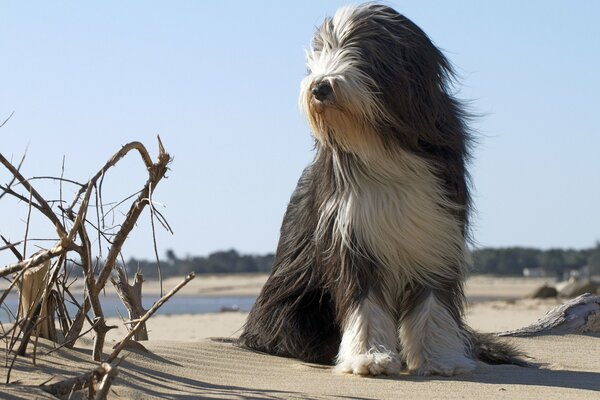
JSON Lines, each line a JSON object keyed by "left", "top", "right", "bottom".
{"left": 0, "top": 294, "right": 507, "bottom": 323}
{"left": 0, "top": 294, "right": 256, "bottom": 323}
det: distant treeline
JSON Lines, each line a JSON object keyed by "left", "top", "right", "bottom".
{"left": 472, "top": 244, "right": 600, "bottom": 277}
{"left": 122, "top": 244, "right": 600, "bottom": 279}
{"left": 126, "top": 249, "right": 275, "bottom": 278}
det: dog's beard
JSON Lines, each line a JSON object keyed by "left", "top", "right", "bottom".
{"left": 299, "top": 85, "right": 392, "bottom": 161}
{"left": 299, "top": 48, "right": 392, "bottom": 159}
{"left": 304, "top": 101, "right": 378, "bottom": 156}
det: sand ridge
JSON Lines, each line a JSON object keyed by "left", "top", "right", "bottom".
{"left": 2, "top": 334, "right": 599, "bottom": 399}
{"left": 1, "top": 276, "right": 599, "bottom": 399}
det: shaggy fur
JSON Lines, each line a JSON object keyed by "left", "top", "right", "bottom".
{"left": 240, "top": 3, "right": 525, "bottom": 375}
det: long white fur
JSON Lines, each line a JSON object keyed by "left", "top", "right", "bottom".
{"left": 300, "top": 4, "right": 474, "bottom": 376}
{"left": 400, "top": 292, "right": 476, "bottom": 376}
{"left": 321, "top": 144, "right": 471, "bottom": 375}
{"left": 335, "top": 293, "right": 401, "bottom": 375}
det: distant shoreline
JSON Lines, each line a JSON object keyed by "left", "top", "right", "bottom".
{"left": 0, "top": 273, "right": 553, "bottom": 298}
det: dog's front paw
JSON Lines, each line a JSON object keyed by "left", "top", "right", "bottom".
{"left": 409, "top": 355, "right": 476, "bottom": 377}
{"left": 335, "top": 351, "right": 401, "bottom": 376}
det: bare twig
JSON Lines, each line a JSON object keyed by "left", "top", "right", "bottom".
{"left": 94, "top": 183, "right": 103, "bottom": 258}
{"left": 148, "top": 183, "right": 164, "bottom": 296}
{"left": 0, "top": 138, "right": 26, "bottom": 201}
{"left": 0, "top": 153, "right": 67, "bottom": 238}
{"left": 0, "top": 238, "right": 57, "bottom": 254}
{"left": 0, "top": 244, "right": 67, "bottom": 278}
{"left": 7, "top": 313, "right": 53, "bottom": 383}
{"left": 111, "top": 267, "right": 148, "bottom": 340}
{"left": 106, "top": 272, "right": 195, "bottom": 363}
{"left": 150, "top": 205, "right": 173, "bottom": 234}
{"left": 65, "top": 137, "right": 171, "bottom": 346}
{"left": 44, "top": 319, "right": 100, "bottom": 356}
{"left": 95, "top": 363, "right": 118, "bottom": 400}
{"left": 22, "top": 189, "right": 34, "bottom": 260}
{"left": 65, "top": 141, "right": 154, "bottom": 215}
{"left": 27, "top": 176, "right": 85, "bottom": 187}
{"left": 41, "top": 362, "right": 117, "bottom": 398}
{"left": 59, "top": 155, "right": 67, "bottom": 232}
{"left": 0, "top": 111, "right": 15, "bottom": 129}
{"left": 102, "top": 189, "right": 143, "bottom": 222}
{"left": 95, "top": 137, "right": 170, "bottom": 293}
{"left": 2, "top": 137, "right": 174, "bottom": 367}
{"left": 0, "top": 234, "right": 23, "bottom": 261}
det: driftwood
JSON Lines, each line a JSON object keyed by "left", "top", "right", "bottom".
{"left": 107, "top": 272, "right": 195, "bottom": 363}
{"left": 64, "top": 139, "right": 172, "bottom": 360}
{"left": 94, "top": 363, "right": 118, "bottom": 400}
{"left": 497, "top": 293, "right": 600, "bottom": 337}
{"left": 41, "top": 362, "right": 117, "bottom": 399}
{"left": 558, "top": 278, "right": 598, "bottom": 298}
{"left": 1, "top": 137, "right": 172, "bottom": 366}
{"left": 111, "top": 267, "right": 148, "bottom": 341}
{"left": 40, "top": 273, "right": 195, "bottom": 397}
{"left": 0, "top": 244, "right": 67, "bottom": 279}
{"left": 17, "top": 260, "right": 55, "bottom": 341}
{"left": 15, "top": 259, "right": 59, "bottom": 356}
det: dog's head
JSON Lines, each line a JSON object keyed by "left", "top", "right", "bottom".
{"left": 300, "top": 3, "right": 457, "bottom": 159}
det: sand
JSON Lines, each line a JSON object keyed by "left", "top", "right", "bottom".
{"left": 1, "top": 275, "right": 599, "bottom": 399}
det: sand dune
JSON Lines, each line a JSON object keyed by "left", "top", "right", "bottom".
{"left": 3, "top": 333, "right": 599, "bottom": 399}
{"left": 1, "top": 276, "right": 599, "bottom": 399}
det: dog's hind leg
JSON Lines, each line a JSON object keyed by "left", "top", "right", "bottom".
{"left": 399, "top": 286, "right": 476, "bottom": 376}
{"left": 334, "top": 292, "right": 401, "bottom": 376}
{"left": 240, "top": 271, "right": 340, "bottom": 364}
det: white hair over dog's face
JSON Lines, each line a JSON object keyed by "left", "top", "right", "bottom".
{"left": 300, "top": 4, "right": 455, "bottom": 160}
{"left": 300, "top": 6, "right": 387, "bottom": 157}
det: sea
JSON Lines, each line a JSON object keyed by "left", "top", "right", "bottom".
{"left": 0, "top": 294, "right": 256, "bottom": 323}
{"left": 0, "top": 294, "right": 513, "bottom": 323}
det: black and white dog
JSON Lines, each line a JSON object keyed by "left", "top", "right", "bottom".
{"left": 241, "top": 3, "right": 524, "bottom": 376}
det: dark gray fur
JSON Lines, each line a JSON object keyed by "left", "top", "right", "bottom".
{"left": 240, "top": 3, "right": 526, "bottom": 368}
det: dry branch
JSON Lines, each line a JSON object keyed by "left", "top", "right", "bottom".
{"left": 0, "top": 111, "right": 15, "bottom": 129}
{"left": 497, "top": 293, "right": 600, "bottom": 337}
{"left": 65, "top": 141, "right": 153, "bottom": 215}
{"left": 64, "top": 137, "right": 171, "bottom": 348}
{"left": 1, "top": 136, "right": 173, "bottom": 367}
{"left": 17, "top": 260, "right": 55, "bottom": 341}
{"left": 95, "top": 137, "right": 170, "bottom": 292}
{"left": 111, "top": 267, "right": 148, "bottom": 341}
{"left": 106, "top": 272, "right": 195, "bottom": 363}
{"left": 0, "top": 153, "right": 67, "bottom": 238}
{"left": 41, "top": 362, "right": 117, "bottom": 398}
{"left": 95, "top": 362, "right": 118, "bottom": 400}
{"left": 0, "top": 244, "right": 67, "bottom": 278}
{"left": 0, "top": 235, "right": 24, "bottom": 260}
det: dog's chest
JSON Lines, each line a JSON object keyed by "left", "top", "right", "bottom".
{"left": 324, "top": 151, "right": 466, "bottom": 282}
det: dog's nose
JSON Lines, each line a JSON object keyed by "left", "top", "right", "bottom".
{"left": 312, "top": 81, "right": 333, "bottom": 101}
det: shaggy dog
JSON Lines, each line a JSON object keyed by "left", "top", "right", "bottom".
{"left": 241, "top": 3, "right": 524, "bottom": 376}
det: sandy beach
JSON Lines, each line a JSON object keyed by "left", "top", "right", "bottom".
{"left": 1, "top": 274, "right": 599, "bottom": 399}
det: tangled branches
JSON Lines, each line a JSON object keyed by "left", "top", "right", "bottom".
{"left": 0, "top": 136, "right": 185, "bottom": 397}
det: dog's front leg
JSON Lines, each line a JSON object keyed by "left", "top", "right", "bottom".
{"left": 400, "top": 288, "right": 476, "bottom": 376}
{"left": 335, "top": 293, "right": 401, "bottom": 376}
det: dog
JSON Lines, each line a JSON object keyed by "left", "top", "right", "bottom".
{"left": 240, "top": 3, "right": 525, "bottom": 376}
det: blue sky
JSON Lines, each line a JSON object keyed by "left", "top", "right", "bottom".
{"left": 1, "top": 1, "right": 599, "bottom": 263}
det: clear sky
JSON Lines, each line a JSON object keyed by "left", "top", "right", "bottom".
{"left": 1, "top": 1, "right": 599, "bottom": 263}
